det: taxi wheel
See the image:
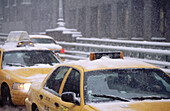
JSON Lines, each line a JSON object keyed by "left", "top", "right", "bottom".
{"left": 32, "top": 104, "right": 39, "bottom": 111}
{"left": 1, "top": 84, "right": 13, "bottom": 106}
{"left": 35, "top": 107, "right": 39, "bottom": 111}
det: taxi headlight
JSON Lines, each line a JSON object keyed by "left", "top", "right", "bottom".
{"left": 18, "top": 42, "right": 22, "bottom": 45}
{"left": 29, "top": 42, "right": 33, "bottom": 45}
{"left": 12, "top": 83, "right": 31, "bottom": 91}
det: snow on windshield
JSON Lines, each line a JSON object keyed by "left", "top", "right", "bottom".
{"left": 2, "top": 50, "right": 60, "bottom": 68}
{"left": 84, "top": 68, "right": 170, "bottom": 103}
{"left": 3, "top": 64, "right": 57, "bottom": 71}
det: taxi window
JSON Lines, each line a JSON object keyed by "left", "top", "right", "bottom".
{"left": 84, "top": 68, "right": 170, "bottom": 103}
{"left": 0, "top": 50, "right": 1, "bottom": 66}
{"left": 44, "top": 67, "right": 69, "bottom": 94}
{"left": 62, "top": 69, "right": 80, "bottom": 97}
{"left": 31, "top": 38, "right": 56, "bottom": 44}
{"left": 2, "top": 50, "right": 60, "bottom": 68}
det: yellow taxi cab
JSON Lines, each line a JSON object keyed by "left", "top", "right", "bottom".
{"left": 0, "top": 31, "right": 63, "bottom": 106}
{"left": 29, "top": 35, "right": 65, "bottom": 54}
{"left": 25, "top": 52, "right": 170, "bottom": 111}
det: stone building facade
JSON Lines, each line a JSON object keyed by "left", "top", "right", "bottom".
{"left": 0, "top": 0, "right": 58, "bottom": 34}
{"left": 0, "top": 0, "right": 170, "bottom": 42}
{"left": 65, "top": 0, "right": 170, "bottom": 42}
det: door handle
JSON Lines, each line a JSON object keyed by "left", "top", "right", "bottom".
{"left": 54, "top": 102, "right": 59, "bottom": 107}
{"left": 40, "top": 94, "right": 43, "bottom": 99}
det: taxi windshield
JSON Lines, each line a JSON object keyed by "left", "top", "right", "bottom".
{"left": 84, "top": 68, "right": 170, "bottom": 103}
{"left": 31, "top": 38, "right": 56, "bottom": 44}
{"left": 2, "top": 50, "right": 61, "bottom": 68}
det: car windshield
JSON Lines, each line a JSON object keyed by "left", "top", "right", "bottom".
{"left": 31, "top": 38, "right": 56, "bottom": 44}
{"left": 84, "top": 68, "right": 170, "bottom": 103}
{"left": 2, "top": 50, "right": 61, "bottom": 68}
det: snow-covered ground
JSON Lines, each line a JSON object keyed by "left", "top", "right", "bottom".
{"left": 0, "top": 105, "right": 26, "bottom": 111}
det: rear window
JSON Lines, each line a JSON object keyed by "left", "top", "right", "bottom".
{"left": 31, "top": 38, "right": 56, "bottom": 44}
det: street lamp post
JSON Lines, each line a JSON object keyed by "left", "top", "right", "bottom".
{"left": 45, "top": 0, "right": 82, "bottom": 41}
{"left": 57, "top": 0, "right": 65, "bottom": 28}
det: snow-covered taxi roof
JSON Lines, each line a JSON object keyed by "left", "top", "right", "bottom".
{"left": 29, "top": 35, "right": 54, "bottom": 39}
{"left": 64, "top": 57, "right": 158, "bottom": 72}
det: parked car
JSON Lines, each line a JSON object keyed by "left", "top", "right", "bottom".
{"left": 30, "top": 35, "right": 65, "bottom": 53}
{"left": 0, "top": 33, "right": 63, "bottom": 106}
{"left": 25, "top": 52, "right": 170, "bottom": 111}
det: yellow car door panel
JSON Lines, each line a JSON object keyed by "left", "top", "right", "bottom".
{"left": 59, "top": 68, "right": 82, "bottom": 111}
{"left": 39, "top": 89, "right": 60, "bottom": 111}
{"left": 39, "top": 66, "right": 71, "bottom": 111}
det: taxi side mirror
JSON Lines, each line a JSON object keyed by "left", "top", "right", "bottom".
{"left": 61, "top": 92, "right": 80, "bottom": 105}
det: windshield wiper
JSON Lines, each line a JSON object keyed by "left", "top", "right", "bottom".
{"left": 6, "top": 63, "right": 25, "bottom": 67}
{"left": 131, "top": 96, "right": 169, "bottom": 100}
{"left": 92, "top": 94, "right": 129, "bottom": 102}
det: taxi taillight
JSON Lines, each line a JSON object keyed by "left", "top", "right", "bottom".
{"left": 90, "top": 52, "right": 123, "bottom": 61}
{"left": 60, "top": 48, "right": 65, "bottom": 53}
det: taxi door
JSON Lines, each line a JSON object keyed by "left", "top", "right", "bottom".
{"left": 38, "top": 66, "right": 71, "bottom": 111}
{"left": 38, "top": 89, "right": 60, "bottom": 111}
{"left": 59, "top": 68, "right": 83, "bottom": 111}
{"left": 0, "top": 49, "right": 2, "bottom": 98}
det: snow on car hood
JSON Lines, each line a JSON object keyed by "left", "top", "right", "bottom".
{"left": 34, "top": 44, "right": 62, "bottom": 51}
{"left": 3, "top": 64, "right": 56, "bottom": 82}
{"left": 89, "top": 100, "right": 170, "bottom": 111}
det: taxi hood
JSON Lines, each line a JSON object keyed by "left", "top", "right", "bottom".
{"left": 3, "top": 65, "right": 54, "bottom": 82}
{"left": 90, "top": 100, "right": 170, "bottom": 111}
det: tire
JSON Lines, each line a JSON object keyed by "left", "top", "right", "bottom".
{"left": 1, "top": 84, "right": 13, "bottom": 106}
{"left": 35, "top": 107, "right": 39, "bottom": 111}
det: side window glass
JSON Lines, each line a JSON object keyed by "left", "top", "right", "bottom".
{"left": 0, "top": 51, "right": 1, "bottom": 68}
{"left": 62, "top": 69, "right": 80, "bottom": 97}
{"left": 44, "top": 67, "right": 69, "bottom": 93}
{"left": 0, "top": 51, "right": 1, "bottom": 59}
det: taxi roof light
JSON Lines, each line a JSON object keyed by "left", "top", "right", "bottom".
{"left": 90, "top": 52, "right": 123, "bottom": 61}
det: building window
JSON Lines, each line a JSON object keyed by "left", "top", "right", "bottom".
{"left": 160, "top": 8, "right": 165, "bottom": 37}
{"left": 101, "top": 4, "right": 111, "bottom": 38}
{"left": 90, "top": 6, "right": 98, "bottom": 37}
{"left": 5, "top": 0, "right": 9, "bottom": 8}
{"left": 22, "top": 0, "right": 31, "bottom": 5}
{"left": 131, "top": 0, "right": 144, "bottom": 37}
{"left": 78, "top": 8, "right": 86, "bottom": 35}
{"left": 117, "top": 2, "right": 128, "bottom": 37}
{"left": 13, "top": 0, "right": 17, "bottom": 6}
{"left": 69, "top": 9, "right": 76, "bottom": 28}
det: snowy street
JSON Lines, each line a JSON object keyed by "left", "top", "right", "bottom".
{"left": 0, "top": 105, "right": 26, "bottom": 111}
